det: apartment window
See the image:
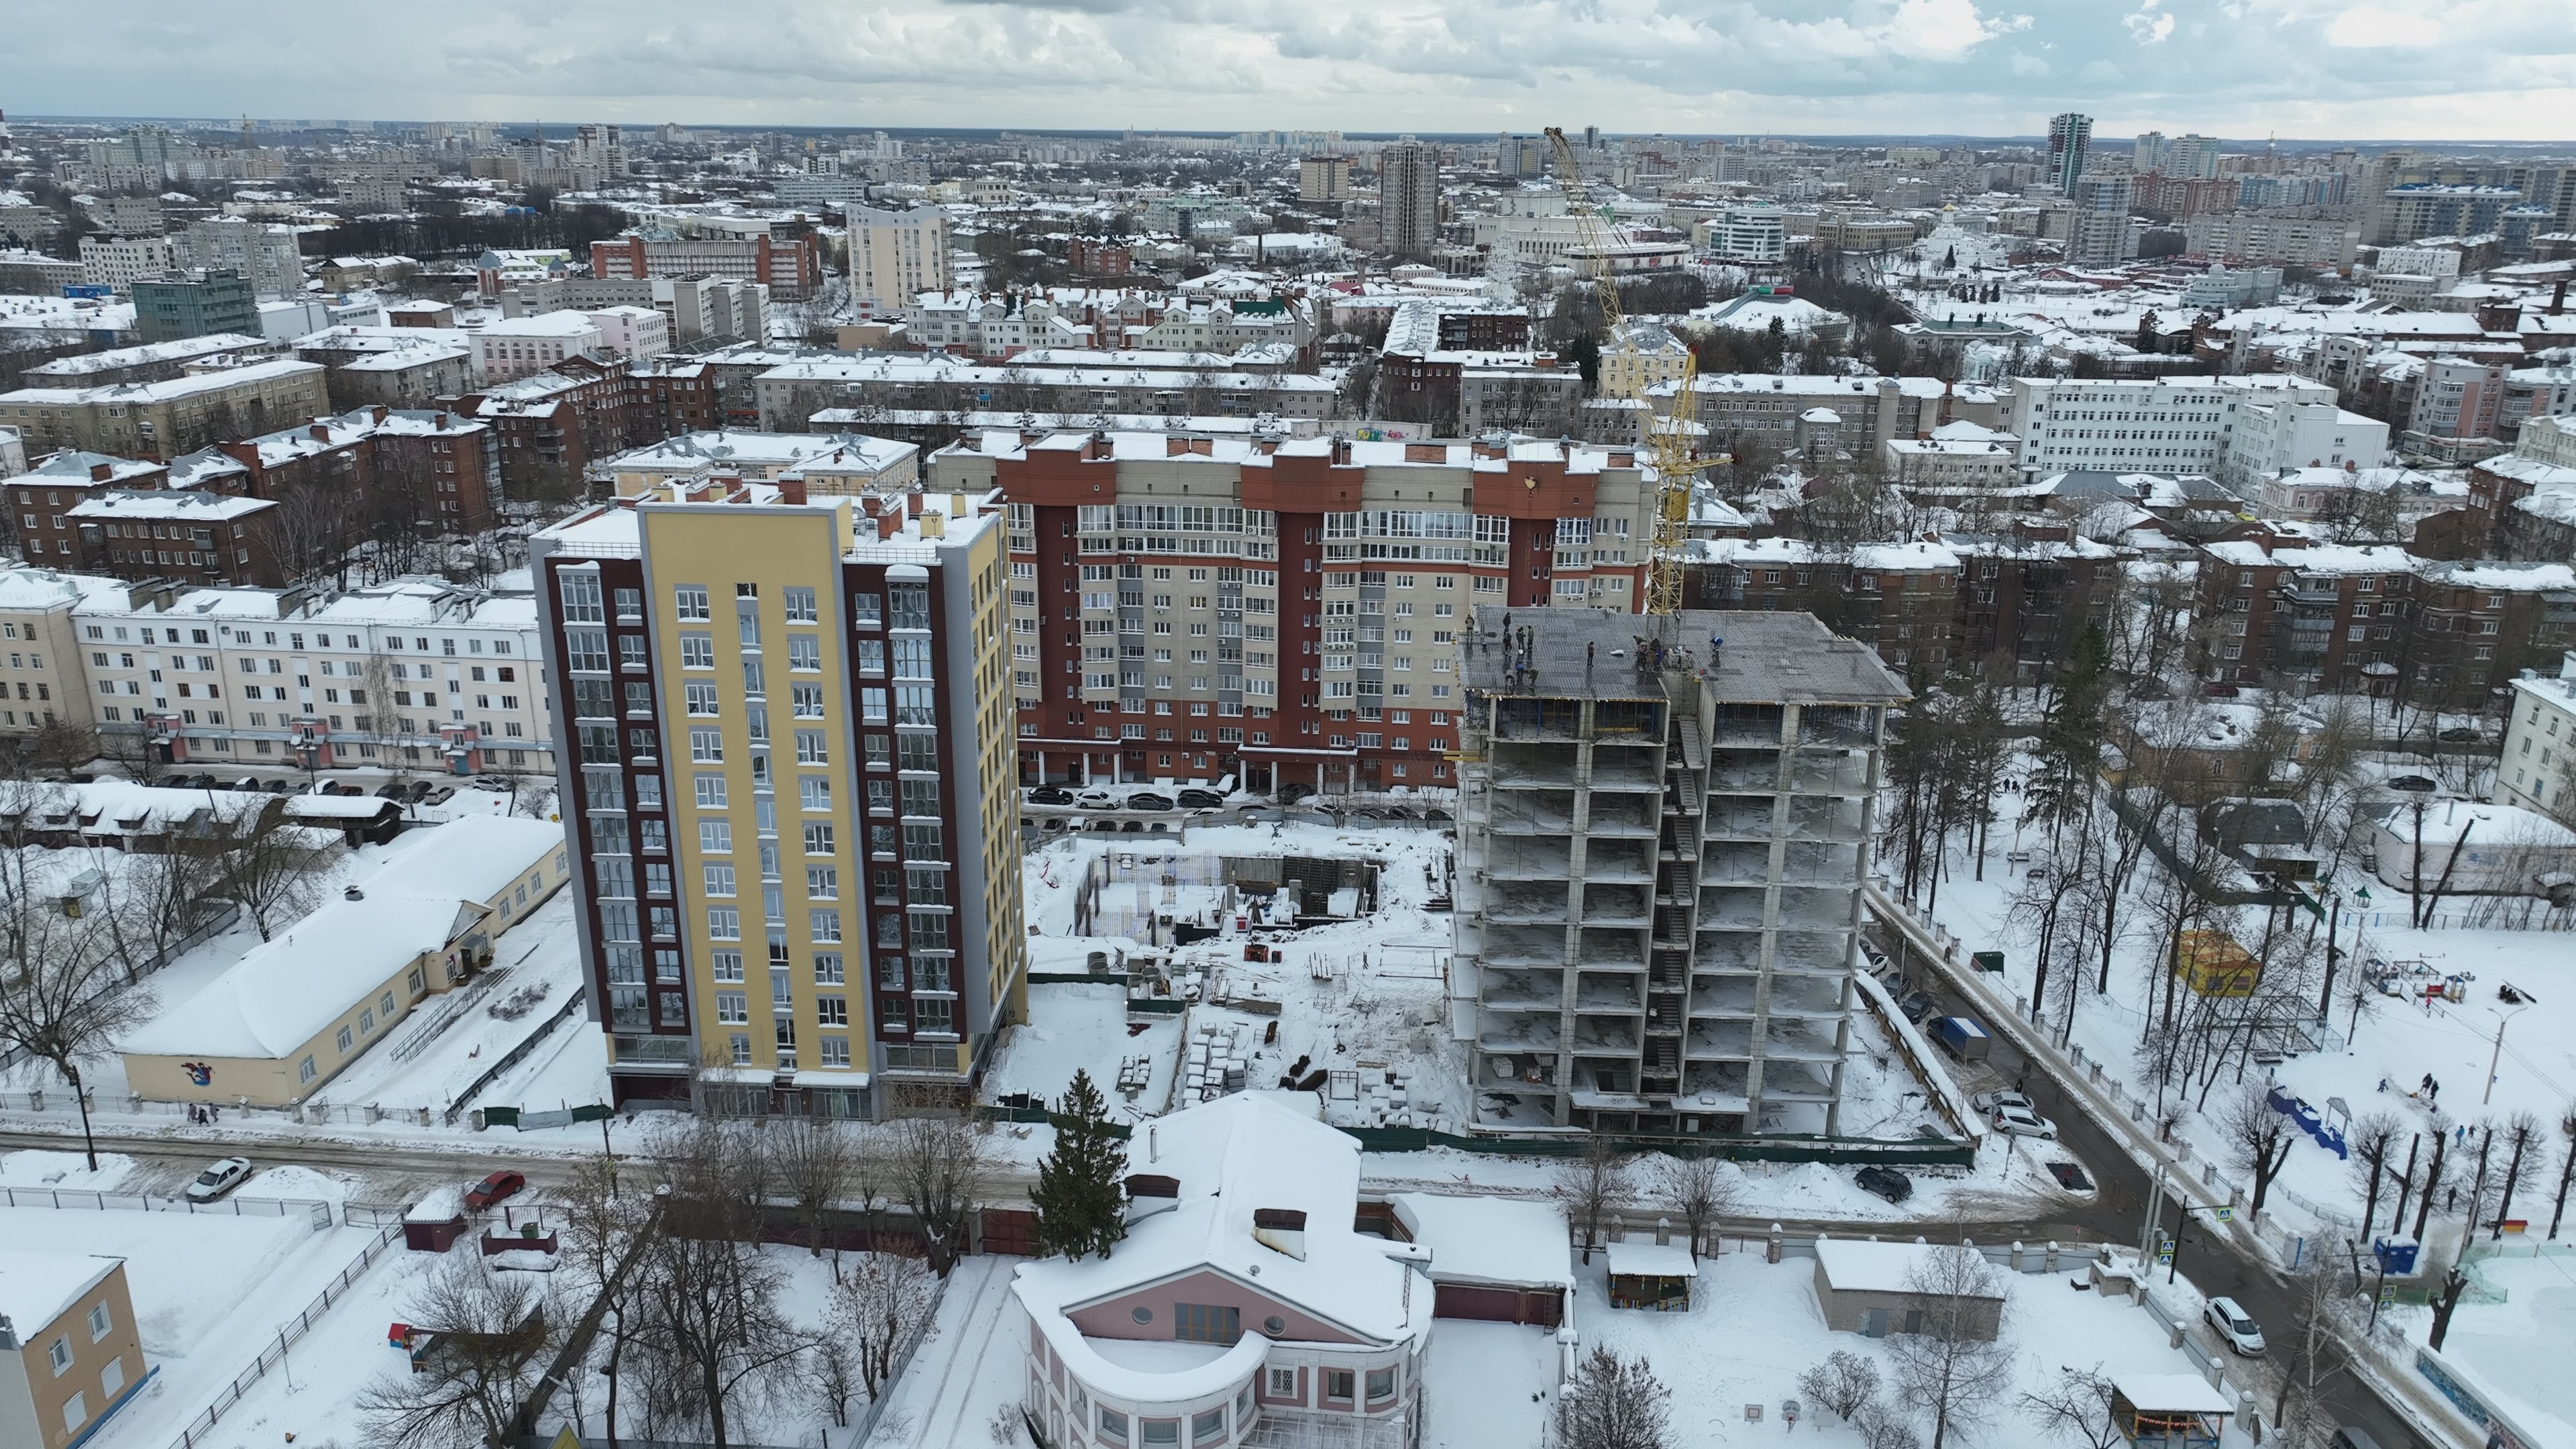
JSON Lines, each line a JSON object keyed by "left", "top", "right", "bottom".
{"left": 685, "top": 682, "right": 720, "bottom": 715}
{"left": 800, "top": 777, "right": 833, "bottom": 810}
{"left": 803, "top": 822, "right": 837, "bottom": 855}
{"left": 701, "top": 819, "right": 733, "bottom": 853}
{"left": 1268, "top": 1367, "right": 1297, "bottom": 1397}
{"left": 704, "top": 864, "right": 737, "bottom": 897}
{"left": 336, "top": 1026, "right": 355, "bottom": 1053}
{"left": 807, "top": 865, "right": 839, "bottom": 898}
{"left": 782, "top": 586, "right": 818, "bottom": 623}
{"left": 675, "top": 584, "right": 710, "bottom": 621}
{"left": 297, "top": 1055, "right": 317, "bottom": 1083}
{"left": 796, "top": 729, "right": 829, "bottom": 763}
{"left": 680, "top": 634, "right": 714, "bottom": 669}
{"left": 1173, "top": 1303, "right": 1240, "bottom": 1344}
{"left": 716, "top": 991, "right": 749, "bottom": 1024}
{"left": 708, "top": 908, "right": 742, "bottom": 940}
{"left": 1366, "top": 1368, "right": 1395, "bottom": 1401}
{"left": 820, "top": 1034, "right": 850, "bottom": 1067}
{"left": 689, "top": 729, "right": 723, "bottom": 762}
{"left": 810, "top": 909, "right": 843, "bottom": 944}
{"left": 817, "top": 995, "right": 849, "bottom": 1026}
{"left": 1324, "top": 1369, "right": 1355, "bottom": 1401}
{"left": 788, "top": 635, "right": 822, "bottom": 670}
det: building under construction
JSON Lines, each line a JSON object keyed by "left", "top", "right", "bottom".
{"left": 1449, "top": 608, "right": 1909, "bottom": 1138}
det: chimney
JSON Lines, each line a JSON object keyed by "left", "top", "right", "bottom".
{"left": 91, "top": 462, "right": 113, "bottom": 482}
{"left": 309, "top": 425, "right": 330, "bottom": 442}
{"left": 372, "top": 405, "right": 390, "bottom": 424}
{"left": 1126, "top": 1173, "right": 1181, "bottom": 1222}
{"left": 777, "top": 475, "right": 806, "bottom": 505}
{"left": 1252, "top": 1208, "right": 1309, "bottom": 1260}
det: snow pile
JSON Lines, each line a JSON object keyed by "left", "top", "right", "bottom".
{"left": 0, "top": 1148, "right": 135, "bottom": 1190}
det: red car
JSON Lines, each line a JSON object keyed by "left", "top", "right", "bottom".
{"left": 464, "top": 1170, "right": 526, "bottom": 1210}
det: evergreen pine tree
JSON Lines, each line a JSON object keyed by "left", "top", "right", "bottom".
{"left": 2028, "top": 623, "right": 2113, "bottom": 843}
{"left": 1032, "top": 1069, "right": 1130, "bottom": 1260}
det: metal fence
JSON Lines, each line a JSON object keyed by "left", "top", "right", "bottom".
{"left": 0, "top": 1185, "right": 334, "bottom": 1228}
{"left": 161, "top": 1219, "right": 405, "bottom": 1449}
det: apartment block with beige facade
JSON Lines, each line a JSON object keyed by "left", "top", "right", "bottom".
{"left": 534, "top": 480, "right": 1024, "bottom": 1112}
{"left": 0, "top": 360, "right": 331, "bottom": 462}
{"left": 0, "top": 1253, "right": 149, "bottom": 1449}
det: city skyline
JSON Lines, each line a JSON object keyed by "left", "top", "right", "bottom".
{"left": 6, "top": 0, "right": 2573, "bottom": 142}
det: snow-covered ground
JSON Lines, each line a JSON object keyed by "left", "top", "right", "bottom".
{"left": 859, "top": 1256, "right": 1026, "bottom": 1449}
{"left": 308, "top": 890, "right": 597, "bottom": 1116}
{"left": 1580, "top": 1244, "right": 2263, "bottom": 1448}
{"left": 2387, "top": 1248, "right": 2576, "bottom": 1447}
{"left": 0, "top": 1201, "right": 393, "bottom": 1449}
{"left": 1909, "top": 768, "right": 2576, "bottom": 1245}
{"left": 995, "top": 819, "right": 2028, "bottom": 1224}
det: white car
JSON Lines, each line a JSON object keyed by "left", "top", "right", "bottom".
{"left": 1972, "top": 1089, "right": 2035, "bottom": 1116}
{"left": 184, "top": 1157, "right": 254, "bottom": 1203}
{"left": 1071, "top": 789, "right": 1116, "bottom": 810}
{"left": 1989, "top": 1104, "right": 2057, "bottom": 1139}
{"left": 2204, "top": 1296, "right": 2265, "bottom": 1356}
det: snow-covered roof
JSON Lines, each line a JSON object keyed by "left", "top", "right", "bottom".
{"left": 0, "top": 1250, "right": 121, "bottom": 1331}
{"left": 1604, "top": 1241, "right": 1698, "bottom": 1279}
{"left": 1812, "top": 1237, "right": 1997, "bottom": 1297}
{"left": 1387, "top": 1193, "right": 1573, "bottom": 1291}
{"left": 1010, "top": 1093, "right": 1429, "bottom": 1399}
{"left": 2110, "top": 1373, "right": 2233, "bottom": 1414}
{"left": 122, "top": 815, "right": 564, "bottom": 1061}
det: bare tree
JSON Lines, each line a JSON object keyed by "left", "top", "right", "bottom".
{"left": 30, "top": 718, "right": 99, "bottom": 778}
{"left": 1551, "top": 1344, "right": 1670, "bottom": 1449}
{"left": 888, "top": 1114, "right": 991, "bottom": 1278}
{"left": 2425, "top": 1246, "right": 2472, "bottom": 1352}
{"left": 2347, "top": 1110, "right": 2404, "bottom": 1238}
{"left": 215, "top": 799, "right": 333, "bottom": 941}
{"left": 2218, "top": 1081, "right": 2298, "bottom": 1221}
{"left": 2550, "top": 1106, "right": 2576, "bottom": 1240}
{"left": 553, "top": 1148, "right": 661, "bottom": 1449}
{"left": 1553, "top": 1138, "right": 1633, "bottom": 1265}
{"left": 624, "top": 1122, "right": 807, "bottom": 1448}
{"left": 1648, "top": 1153, "right": 1737, "bottom": 1259}
{"left": 2267, "top": 1262, "right": 2356, "bottom": 1443}
{"left": 2490, "top": 1111, "right": 2543, "bottom": 1240}
{"left": 768, "top": 1114, "right": 858, "bottom": 1266}
{"left": 1856, "top": 1401, "right": 1925, "bottom": 1449}
{"left": 0, "top": 896, "right": 158, "bottom": 1171}
{"left": 2020, "top": 1365, "right": 2124, "bottom": 1449}
{"left": 830, "top": 1248, "right": 940, "bottom": 1408}
{"left": 356, "top": 1253, "right": 557, "bottom": 1449}
{"left": 1882, "top": 1241, "right": 2015, "bottom": 1449}
{"left": 1798, "top": 1349, "right": 1880, "bottom": 1424}
{"left": 89, "top": 724, "right": 168, "bottom": 786}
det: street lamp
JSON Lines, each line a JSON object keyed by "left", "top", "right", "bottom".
{"left": 2481, "top": 987, "right": 2536, "bottom": 1106}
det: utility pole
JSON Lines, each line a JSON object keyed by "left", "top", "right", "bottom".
{"left": 2483, "top": 991, "right": 2534, "bottom": 1106}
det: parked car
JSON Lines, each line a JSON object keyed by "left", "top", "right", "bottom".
{"left": 1989, "top": 1104, "right": 2057, "bottom": 1139}
{"left": 1896, "top": 991, "right": 1939, "bottom": 1023}
{"left": 1971, "top": 1089, "right": 2035, "bottom": 1116}
{"left": 1028, "top": 786, "right": 1074, "bottom": 806}
{"left": 234, "top": 777, "right": 264, "bottom": 791}
{"left": 464, "top": 1169, "right": 527, "bottom": 1211}
{"left": 1125, "top": 793, "right": 1173, "bottom": 811}
{"left": 1385, "top": 806, "right": 1417, "bottom": 820}
{"left": 470, "top": 774, "right": 513, "bottom": 792}
{"left": 1855, "top": 1165, "right": 1913, "bottom": 1203}
{"left": 1072, "top": 789, "right": 1116, "bottom": 810}
{"left": 1118, "top": 820, "right": 1144, "bottom": 833}
{"left": 1277, "top": 782, "right": 1318, "bottom": 805}
{"left": 2204, "top": 1296, "right": 2265, "bottom": 1355}
{"left": 375, "top": 782, "right": 410, "bottom": 799}
{"left": 2437, "top": 727, "right": 2483, "bottom": 743}
{"left": 264, "top": 779, "right": 295, "bottom": 794}
{"left": 2385, "top": 775, "right": 2436, "bottom": 793}
{"left": 1425, "top": 808, "right": 1453, "bottom": 822}
{"left": 1038, "top": 816, "right": 1068, "bottom": 833}
{"left": 421, "top": 785, "right": 456, "bottom": 805}
{"left": 1176, "top": 788, "right": 1225, "bottom": 809}
{"left": 184, "top": 1157, "right": 254, "bottom": 1203}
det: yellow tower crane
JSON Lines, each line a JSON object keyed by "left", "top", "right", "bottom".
{"left": 1546, "top": 126, "right": 1719, "bottom": 616}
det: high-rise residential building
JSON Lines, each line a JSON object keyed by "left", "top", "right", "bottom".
{"left": 2068, "top": 172, "right": 2134, "bottom": 266}
{"left": 2163, "top": 133, "right": 2221, "bottom": 180}
{"left": 1449, "top": 609, "right": 1905, "bottom": 1136}
{"left": 1378, "top": 142, "right": 1441, "bottom": 260}
{"left": 2133, "top": 131, "right": 2168, "bottom": 173}
{"left": 169, "top": 218, "right": 305, "bottom": 301}
{"left": 928, "top": 430, "right": 1658, "bottom": 798}
{"left": 842, "top": 206, "right": 950, "bottom": 319}
{"left": 2047, "top": 112, "right": 2092, "bottom": 195}
{"left": 590, "top": 231, "right": 824, "bottom": 301}
{"left": 533, "top": 484, "right": 1025, "bottom": 1112}
{"left": 1299, "top": 154, "right": 1352, "bottom": 203}
{"left": 76, "top": 235, "right": 174, "bottom": 296}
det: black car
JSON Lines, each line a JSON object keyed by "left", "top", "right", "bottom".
{"left": 1277, "top": 782, "right": 1318, "bottom": 805}
{"left": 1384, "top": 806, "right": 1416, "bottom": 820}
{"left": 2437, "top": 727, "right": 2483, "bottom": 743}
{"left": 1176, "top": 788, "right": 1225, "bottom": 809}
{"left": 1896, "top": 991, "right": 1939, "bottom": 1023}
{"left": 1425, "top": 807, "right": 1452, "bottom": 822}
{"left": 1028, "top": 786, "right": 1074, "bottom": 806}
{"left": 2385, "top": 775, "right": 2436, "bottom": 792}
{"left": 1126, "top": 793, "right": 1173, "bottom": 811}
{"left": 376, "top": 782, "right": 409, "bottom": 799}
{"left": 1856, "top": 1166, "right": 1913, "bottom": 1203}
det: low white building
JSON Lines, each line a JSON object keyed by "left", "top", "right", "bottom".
{"left": 2366, "top": 798, "right": 2576, "bottom": 896}
{"left": 470, "top": 311, "right": 603, "bottom": 383}
{"left": 2499, "top": 651, "right": 2576, "bottom": 825}
{"left": 1886, "top": 420, "right": 2021, "bottom": 489}
{"left": 584, "top": 305, "right": 670, "bottom": 364}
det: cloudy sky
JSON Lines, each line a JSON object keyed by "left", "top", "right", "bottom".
{"left": 9, "top": 0, "right": 2572, "bottom": 140}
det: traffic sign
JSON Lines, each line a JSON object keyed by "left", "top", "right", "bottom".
{"left": 2214, "top": 1207, "right": 2234, "bottom": 1223}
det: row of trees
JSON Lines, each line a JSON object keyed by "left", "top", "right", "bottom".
{"left": 369, "top": 1111, "right": 1002, "bottom": 1449}
{"left": 0, "top": 780, "right": 333, "bottom": 1168}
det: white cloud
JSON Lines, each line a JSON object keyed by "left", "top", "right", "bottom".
{"left": 2322, "top": 5, "right": 2439, "bottom": 47}
{"left": 2123, "top": 0, "right": 2176, "bottom": 44}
